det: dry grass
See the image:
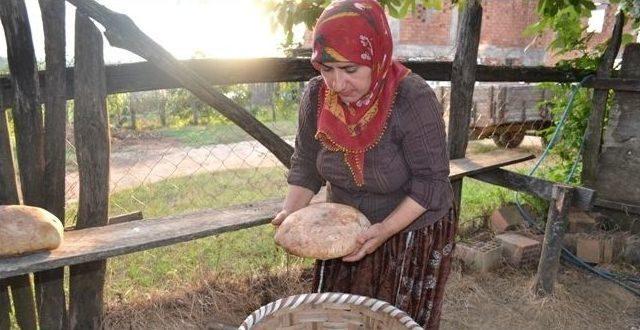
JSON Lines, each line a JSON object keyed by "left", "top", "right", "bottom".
{"left": 442, "top": 264, "right": 639, "bottom": 329}
{"left": 103, "top": 266, "right": 313, "bottom": 329}
{"left": 103, "top": 262, "right": 639, "bottom": 330}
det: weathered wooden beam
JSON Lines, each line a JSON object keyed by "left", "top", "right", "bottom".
{"left": 532, "top": 184, "right": 574, "bottom": 297}
{"left": 0, "top": 276, "right": 8, "bottom": 330}
{"left": 583, "top": 77, "right": 640, "bottom": 92}
{"left": 65, "top": 0, "right": 294, "bottom": 168}
{"left": 35, "top": 0, "right": 68, "bottom": 328}
{"left": 595, "top": 44, "right": 640, "bottom": 207}
{"left": 0, "top": 102, "right": 18, "bottom": 330}
{"left": 582, "top": 13, "right": 624, "bottom": 187}
{"left": 65, "top": 211, "right": 144, "bottom": 231}
{"left": 0, "top": 59, "right": 592, "bottom": 110}
{"left": 0, "top": 1, "right": 43, "bottom": 329}
{"left": 68, "top": 12, "right": 109, "bottom": 330}
{"left": 107, "top": 210, "right": 143, "bottom": 225}
{"left": 449, "top": 152, "right": 534, "bottom": 180}
{"left": 594, "top": 198, "right": 640, "bottom": 215}
{"left": 470, "top": 168, "right": 595, "bottom": 211}
{"left": 0, "top": 200, "right": 282, "bottom": 279}
{"left": 0, "top": 111, "right": 18, "bottom": 206}
{"left": 448, "top": 0, "right": 483, "bottom": 213}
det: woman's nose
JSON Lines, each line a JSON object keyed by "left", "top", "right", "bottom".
{"left": 331, "top": 71, "right": 346, "bottom": 92}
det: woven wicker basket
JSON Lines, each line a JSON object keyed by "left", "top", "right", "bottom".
{"left": 239, "top": 292, "right": 423, "bottom": 329}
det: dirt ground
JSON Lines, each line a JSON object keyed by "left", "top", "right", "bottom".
{"left": 102, "top": 262, "right": 640, "bottom": 329}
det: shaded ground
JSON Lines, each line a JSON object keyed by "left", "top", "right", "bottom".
{"left": 102, "top": 263, "right": 640, "bottom": 329}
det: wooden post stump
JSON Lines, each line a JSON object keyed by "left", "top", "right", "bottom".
{"left": 532, "top": 184, "right": 575, "bottom": 297}
{"left": 449, "top": 0, "right": 483, "bottom": 213}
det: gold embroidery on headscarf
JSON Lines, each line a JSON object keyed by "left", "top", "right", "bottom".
{"left": 320, "top": 12, "right": 359, "bottom": 24}
{"left": 325, "top": 90, "right": 346, "bottom": 124}
{"left": 324, "top": 47, "right": 350, "bottom": 62}
{"left": 324, "top": 88, "right": 380, "bottom": 137}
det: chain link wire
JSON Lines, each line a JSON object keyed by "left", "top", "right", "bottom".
{"left": 62, "top": 81, "right": 549, "bottom": 224}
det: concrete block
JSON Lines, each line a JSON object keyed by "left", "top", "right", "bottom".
{"left": 562, "top": 233, "right": 583, "bottom": 255}
{"left": 454, "top": 240, "right": 503, "bottom": 272}
{"left": 495, "top": 232, "right": 541, "bottom": 267}
{"left": 576, "top": 234, "right": 623, "bottom": 264}
{"left": 490, "top": 204, "right": 525, "bottom": 234}
{"left": 622, "top": 235, "right": 640, "bottom": 267}
{"left": 567, "top": 209, "right": 597, "bottom": 233}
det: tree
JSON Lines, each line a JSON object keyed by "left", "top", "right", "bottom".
{"left": 264, "top": 0, "right": 450, "bottom": 49}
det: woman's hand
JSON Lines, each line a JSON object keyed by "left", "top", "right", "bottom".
{"left": 342, "top": 223, "right": 395, "bottom": 262}
{"left": 271, "top": 209, "right": 290, "bottom": 226}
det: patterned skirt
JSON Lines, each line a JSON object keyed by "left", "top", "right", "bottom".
{"left": 311, "top": 208, "right": 457, "bottom": 329}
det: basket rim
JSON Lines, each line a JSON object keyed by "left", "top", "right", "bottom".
{"left": 238, "top": 292, "right": 423, "bottom": 330}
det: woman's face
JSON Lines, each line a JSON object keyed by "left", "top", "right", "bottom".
{"left": 319, "top": 62, "right": 372, "bottom": 104}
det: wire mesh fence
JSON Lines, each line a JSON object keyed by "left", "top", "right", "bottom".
{"left": 60, "top": 80, "right": 551, "bottom": 225}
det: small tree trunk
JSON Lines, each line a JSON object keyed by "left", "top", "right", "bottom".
{"left": 159, "top": 92, "right": 166, "bottom": 127}
{"left": 129, "top": 93, "right": 137, "bottom": 130}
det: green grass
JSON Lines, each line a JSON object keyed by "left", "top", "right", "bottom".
{"left": 62, "top": 162, "right": 546, "bottom": 304}
{"left": 157, "top": 120, "right": 297, "bottom": 147}
{"left": 63, "top": 166, "right": 308, "bottom": 303}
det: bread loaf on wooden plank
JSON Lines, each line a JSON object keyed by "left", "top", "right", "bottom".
{"left": 0, "top": 205, "right": 64, "bottom": 257}
{"left": 274, "top": 203, "right": 370, "bottom": 260}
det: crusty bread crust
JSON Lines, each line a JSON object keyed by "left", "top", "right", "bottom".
{"left": 274, "top": 203, "right": 370, "bottom": 260}
{"left": 0, "top": 205, "right": 64, "bottom": 257}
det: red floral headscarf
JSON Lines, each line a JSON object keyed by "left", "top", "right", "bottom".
{"left": 312, "top": 0, "right": 410, "bottom": 186}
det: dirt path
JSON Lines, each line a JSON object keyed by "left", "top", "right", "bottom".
{"left": 64, "top": 136, "right": 543, "bottom": 200}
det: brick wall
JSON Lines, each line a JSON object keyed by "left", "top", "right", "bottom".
{"left": 479, "top": 0, "right": 540, "bottom": 48}
{"left": 399, "top": 3, "right": 454, "bottom": 46}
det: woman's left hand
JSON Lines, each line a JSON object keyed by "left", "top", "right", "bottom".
{"left": 342, "top": 223, "right": 394, "bottom": 262}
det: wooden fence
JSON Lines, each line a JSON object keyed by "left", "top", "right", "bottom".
{"left": 0, "top": 0, "right": 638, "bottom": 329}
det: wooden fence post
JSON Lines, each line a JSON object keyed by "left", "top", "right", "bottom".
{"left": 532, "top": 184, "right": 574, "bottom": 297}
{"left": 582, "top": 12, "right": 624, "bottom": 187}
{"left": 35, "top": 0, "right": 68, "bottom": 329}
{"left": 448, "top": 0, "right": 483, "bottom": 213}
{"left": 68, "top": 12, "right": 110, "bottom": 330}
{"left": 0, "top": 108, "right": 18, "bottom": 330}
{"left": 0, "top": 1, "right": 45, "bottom": 329}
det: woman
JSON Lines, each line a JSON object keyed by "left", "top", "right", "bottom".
{"left": 271, "top": 0, "right": 456, "bottom": 328}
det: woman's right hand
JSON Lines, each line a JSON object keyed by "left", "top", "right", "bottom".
{"left": 271, "top": 209, "right": 290, "bottom": 226}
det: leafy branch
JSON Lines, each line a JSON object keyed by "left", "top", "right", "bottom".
{"left": 263, "top": 0, "right": 450, "bottom": 49}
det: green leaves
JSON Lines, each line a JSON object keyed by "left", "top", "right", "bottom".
{"left": 264, "top": 0, "right": 445, "bottom": 50}
{"left": 264, "top": 0, "right": 331, "bottom": 48}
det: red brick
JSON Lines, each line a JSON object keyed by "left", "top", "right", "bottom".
{"left": 622, "top": 235, "right": 640, "bottom": 266}
{"left": 490, "top": 204, "right": 525, "bottom": 234}
{"left": 577, "top": 234, "right": 623, "bottom": 264}
{"left": 495, "top": 233, "right": 541, "bottom": 267}
{"left": 567, "top": 209, "right": 597, "bottom": 233}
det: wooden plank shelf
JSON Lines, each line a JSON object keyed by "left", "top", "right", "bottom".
{"left": 0, "top": 150, "right": 536, "bottom": 279}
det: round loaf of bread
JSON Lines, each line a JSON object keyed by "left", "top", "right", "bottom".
{"left": 274, "top": 202, "right": 370, "bottom": 260}
{"left": 0, "top": 205, "right": 64, "bottom": 257}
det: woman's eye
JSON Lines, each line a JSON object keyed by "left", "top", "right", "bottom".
{"left": 345, "top": 66, "right": 358, "bottom": 74}
{"left": 320, "top": 66, "right": 333, "bottom": 72}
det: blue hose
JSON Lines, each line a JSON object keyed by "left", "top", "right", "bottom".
{"left": 513, "top": 75, "right": 640, "bottom": 297}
